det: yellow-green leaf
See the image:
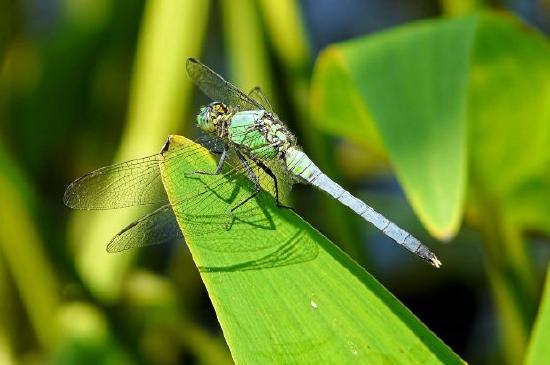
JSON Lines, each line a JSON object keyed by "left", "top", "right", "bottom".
{"left": 467, "top": 13, "right": 550, "bottom": 200}
{"left": 160, "top": 135, "right": 462, "bottom": 364}
{"left": 311, "top": 16, "right": 479, "bottom": 240}
{"left": 525, "top": 266, "right": 550, "bottom": 365}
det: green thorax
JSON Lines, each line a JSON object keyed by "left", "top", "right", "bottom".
{"left": 227, "top": 110, "right": 296, "bottom": 161}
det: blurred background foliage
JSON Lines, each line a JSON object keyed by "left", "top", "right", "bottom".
{"left": 0, "top": 0, "right": 549, "bottom": 364}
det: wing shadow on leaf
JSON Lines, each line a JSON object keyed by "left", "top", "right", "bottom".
{"left": 161, "top": 136, "right": 319, "bottom": 271}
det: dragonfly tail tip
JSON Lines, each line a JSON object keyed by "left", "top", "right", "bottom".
{"left": 416, "top": 245, "right": 442, "bottom": 268}
{"left": 430, "top": 255, "right": 442, "bottom": 268}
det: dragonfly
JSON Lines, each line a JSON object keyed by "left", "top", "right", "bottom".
{"left": 64, "top": 58, "right": 441, "bottom": 268}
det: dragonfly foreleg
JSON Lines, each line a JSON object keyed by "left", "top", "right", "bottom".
{"left": 193, "top": 144, "right": 229, "bottom": 175}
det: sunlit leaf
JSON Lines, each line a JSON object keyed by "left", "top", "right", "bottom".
{"left": 467, "top": 13, "right": 550, "bottom": 201}
{"left": 310, "top": 48, "right": 386, "bottom": 158}
{"left": 525, "top": 266, "right": 550, "bottom": 365}
{"left": 311, "top": 15, "right": 478, "bottom": 240}
{"left": 464, "top": 14, "right": 550, "bottom": 364}
{"left": 160, "top": 135, "right": 462, "bottom": 364}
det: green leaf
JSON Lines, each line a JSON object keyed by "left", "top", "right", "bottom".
{"left": 160, "top": 135, "right": 462, "bottom": 364}
{"left": 464, "top": 14, "right": 550, "bottom": 363}
{"left": 310, "top": 47, "right": 386, "bottom": 158}
{"left": 525, "top": 266, "right": 550, "bottom": 365}
{"left": 467, "top": 13, "right": 550, "bottom": 200}
{"left": 507, "top": 176, "right": 550, "bottom": 237}
{"left": 311, "top": 15, "right": 479, "bottom": 240}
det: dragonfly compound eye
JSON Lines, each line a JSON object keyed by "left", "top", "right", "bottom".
{"left": 196, "top": 106, "right": 216, "bottom": 133}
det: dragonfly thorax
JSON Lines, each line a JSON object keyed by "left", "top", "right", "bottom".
{"left": 197, "top": 102, "right": 234, "bottom": 135}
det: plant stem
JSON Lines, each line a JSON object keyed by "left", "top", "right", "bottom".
{"left": 481, "top": 204, "right": 537, "bottom": 365}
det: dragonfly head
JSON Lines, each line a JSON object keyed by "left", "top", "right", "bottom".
{"left": 197, "top": 102, "right": 232, "bottom": 134}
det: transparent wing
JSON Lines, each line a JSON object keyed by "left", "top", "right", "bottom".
{"left": 186, "top": 58, "right": 263, "bottom": 111}
{"left": 104, "top": 147, "right": 283, "bottom": 253}
{"left": 63, "top": 136, "right": 223, "bottom": 210}
{"left": 154, "top": 136, "right": 311, "bottom": 271}
{"left": 105, "top": 145, "right": 312, "bottom": 268}
{"left": 107, "top": 204, "right": 182, "bottom": 252}
{"left": 105, "top": 156, "right": 252, "bottom": 253}
{"left": 66, "top": 133, "right": 297, "bottom": 253}
{"left": 63, "top": 155, "right": 166, "bottom": 210}
{"left": 248, "top": 86, "right": 274, "bottom": 113}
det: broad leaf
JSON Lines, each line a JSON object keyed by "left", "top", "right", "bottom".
{"left": 467, "top": 13, "right": 550, "bottom": 205}
{"left": 525, "top": 266, "right": 550, "bottom": 365}
{"left": 311, "top": 15, "right": 478, "bottom": 240}
{"left": 160, "top": 135, "right": 462, "bottom": 364}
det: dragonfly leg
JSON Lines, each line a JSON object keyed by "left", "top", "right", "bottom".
{"left": 193, "top": 144, "right": 229, "bottom": 175}
{"left": 230, "top": 150, "right": 261, "bottom": 213}
{"left": 255, "top": 160, "right": 294, "bottom": 211}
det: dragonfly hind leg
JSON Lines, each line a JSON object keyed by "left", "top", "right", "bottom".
{"left": 224, "top": 151, "right": 294, "bottom": 230}
{"left": 228, "top": 151, "right": 292, "bottom": 212}
{"left": 255, "top": 160, "right": 294, "bottom": 211}
{"left": 223, "top": 150, "right": 261, "bottom": 230}
{"left": 229, "top": 150, "right": 261, "bottom": 213}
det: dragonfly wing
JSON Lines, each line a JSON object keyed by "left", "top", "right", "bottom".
{"left": 64, "top": 137, "right": 228, "bottom": 210}
{"left": 107, "top": 204, "right": 183, "bottom": 252}
{"left": 64, "top": 154, "right": 167, "bottom": 210}
{"left": 248, "top": 86, "right": 274, "bottom": 113}
{"left": 186, "top": 58, "right": 263, "bottom": 111}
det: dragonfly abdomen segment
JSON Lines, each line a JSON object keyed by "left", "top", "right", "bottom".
{"left": 285, "top": 147, "right": 441, "bottom": 268}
